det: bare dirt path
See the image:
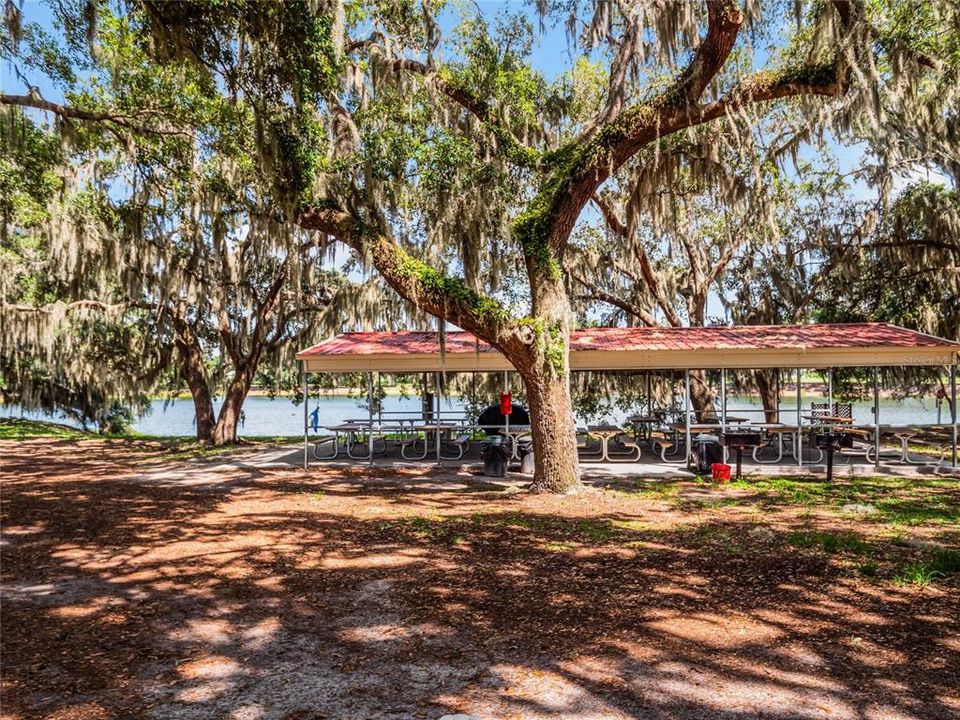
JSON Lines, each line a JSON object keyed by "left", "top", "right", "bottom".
{"left": 2, "top": 439, "right": 958, "bottom": 720}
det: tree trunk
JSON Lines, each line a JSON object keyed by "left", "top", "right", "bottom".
{"left": 212, "top": 368, "right": 254, "bottom": 445}
{"left": 421, "top": 373, "right": 434, "bottom": 420}
{"left": 523, "top": 365, "right": 581, "bottom": 493}
{"left": 689, "top": 370, "right": 716, "bottom": 421}
{"left": 173, "top": 327, "right": 215, "bottom": 443}
{"left": 754, "top": 369, "right": 780, "bottom": 423}
{"left": 518, "top": 264, "right": 581, "bottom": 493}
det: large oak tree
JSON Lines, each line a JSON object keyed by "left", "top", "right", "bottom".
{"left": 3, "top": 0, "right": 955, "bottom": 489}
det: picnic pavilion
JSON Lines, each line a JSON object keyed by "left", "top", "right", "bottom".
{"left": 296, "top": 322, "right": 959, "bottom": 472}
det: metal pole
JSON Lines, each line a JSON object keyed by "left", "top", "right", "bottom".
{"left": 646, "top": 372, "right": 652, "bottom": 416}
{"left": 828, "top": 368, "right": 833, "bottom": 413}
{"left": 684, "top": 370, "right": 692, "bottom": 469}
{"left": 796, "top": 368, "right": 803, "bottom": 467}
{"left": 950, "top": 363, "right": 957, "bottom": 468}
{"left": 873, "top": 367, "right": 881, "bottom": 470}
{"left": 377, "top": 373, "right": 383, "bottom": 425}
{"left": 368, "top": 372, "right": 375, "bottom": 466}
{"left": 721, "top": 368, "right": 727, "bottom": 464}
{"left": 503, "top": 370, "right": 509, "bottom": 439}
{"left": 436, "top": 372, "right": 442, "bottom": 464}
{"left": 302, "top": 365, "right": 309, "bottom": 470}
{"left": 775, "top": 368, "right": 780, "bottom": 423}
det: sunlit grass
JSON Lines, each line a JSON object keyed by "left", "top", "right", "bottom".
{"left": 894, "top": 564, "right": 945, "bottom": 588}
{"left": 731, "top": 475, "right": 960, "bottom": 526}
{"left": 0, "top": 418, "right": 88, "bottom": 440}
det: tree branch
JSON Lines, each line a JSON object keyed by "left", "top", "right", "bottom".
{"left": 295, "top": 205, "right": 523, "bottom": 354}
{"left": 670, "top": 0, "right": 745, "bottom": 105}
{"left": 573, "top": 275, "right": 657, "bottom": 327}
{"left": 0, "top": 92, "right": 189, "bottom": 137}
{"left": 386, "top": 56, "right": 541, "bottom": 169}
{"left": 591, "top": 194, "right": 684, "bottom": 327}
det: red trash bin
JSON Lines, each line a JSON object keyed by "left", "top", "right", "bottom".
{"left": 711, "top": 463, "right": 731, "bottom": 482}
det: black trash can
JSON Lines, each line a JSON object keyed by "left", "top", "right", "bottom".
{"left": 692, "top": 434, "right": 724, "bottom": 473}
{"left": 481, "top": 435, "right": 509, "bottom": 477}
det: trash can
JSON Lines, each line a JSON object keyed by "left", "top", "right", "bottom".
{"left": 692, "top": 434, "right": 723, "bottom": 473}
{"left": 481, "top": 435, "right": 508, "bottom": 478}
{"left": 519, "top": 440, "right": 535, "bottom": 475}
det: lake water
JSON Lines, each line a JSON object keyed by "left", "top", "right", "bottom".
{"left": 1, "top": 391, "right": 954, "bottom": 437}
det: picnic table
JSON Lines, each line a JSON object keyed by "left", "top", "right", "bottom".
{"left": 625, "top": 415, "right": 659, "bottom": 442}
{"left": 859, "top": 424, "right": 950, "bottom": 464}
{"left": 399, "top": 422, "right": 460, "bottom": 460}
{"left": 500, "top": 424, "right": 532, "bottom": 460}
{"left": 583, "top": 425, "right": 640, "bottom": 462}
{"left": 749, "top": 423, "right": 808, "bottom": 464}
{"left": 316, "top": 422, "right": 376, "bottom": 460}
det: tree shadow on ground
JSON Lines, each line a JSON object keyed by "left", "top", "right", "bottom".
{"left": 2, "top": 439, "right": 958, "bottom": 719}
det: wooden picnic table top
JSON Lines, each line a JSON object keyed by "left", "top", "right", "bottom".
{"left": 416, "top": 423, "right": 460, "bottom": 432}
{"left": 321, "top": 422, "right": 369, "bottom": 432}
{"left": 803, "top": 414, "right": 854, "bottom": 423}
{"left": 586, "top": 425, "right": 625, "bottom": 436}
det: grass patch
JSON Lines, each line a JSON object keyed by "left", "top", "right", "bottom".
{"left": 0, "top": 418, "right": 88, "bottom": 440}
{"left": 732, "top": 477, "right": 829, "bottom": 506}
{"left": 386, "top": 512, "right": 655, "bottom": 549}
{"left": 681, "top": 497, "right": 741, "bottom": 511}
{"left": 611, "top": 519, "right": 651, "bottom": 532}
{"left": 612, "top": 481, "right": 679, "bottom": 500}
{"left": 788, "top": 530, "right": 870, "bottom": 555}
{"left": 894, "top": 563, "right": 945, "bottom": 588}
{"left": 734, "top": 475, "right": 960, "bottom": 527}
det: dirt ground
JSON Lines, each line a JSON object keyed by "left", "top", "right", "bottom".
{"left": 2, "top": 439, "right": 959, "bottom": 720}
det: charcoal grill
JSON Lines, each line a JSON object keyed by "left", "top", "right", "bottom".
{"left": 721, "top": 431, "right": 762, "bottom": 480}
{"left": 813, "top": 432, "right": 853, "bottom": 483}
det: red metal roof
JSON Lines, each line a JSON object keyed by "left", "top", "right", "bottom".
{"left": 298, "top": 323, "right": 956, "bottom": 357}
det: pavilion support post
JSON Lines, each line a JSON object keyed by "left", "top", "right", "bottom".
{"left": 368, "top": 372, "right": 375, "bottom": 467}
{"left": 776, "top": 369, "right": 781, "bottom": 423}
{"left": 302, "top": 365, "right": 309, "bottom": 470}
{"left": 503, "top": 370, "right": 510, "bottom": 445}
{"left": 436, "top": 372, "right": 442, "bottom": 465}
{"left": 684, "top": 370, "right": 692, "bottom": 470}
{"left": 828, "top": 368, "right": 833, "bottom": 411}
{"left": 646, "top": 373, "right": 652, "bottom": 416}
{"left": 720, "top": 369, "right": 728, "bottom": 464}
{"left": 873, "top": 367, "right": 881, "bottom": 471}
{"left": 796, "top": 368, "right": 803, "bottom": 467}
{"left": 950, "top": 363, "right": 957, "bottom": 468}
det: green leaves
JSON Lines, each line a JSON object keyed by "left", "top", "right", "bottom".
{"left": 0, "top": 108, "right": 63, "bottom": 232}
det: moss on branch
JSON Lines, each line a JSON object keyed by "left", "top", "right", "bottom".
{"left": 512, "top": 143, "right": 586, "bottom": 280}
{"left": 391, "top": 248, "right": 512, "bottom": 329}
